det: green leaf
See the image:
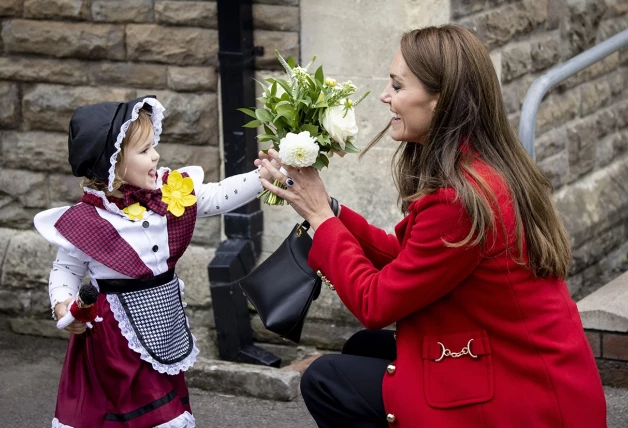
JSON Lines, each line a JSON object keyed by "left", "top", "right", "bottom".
{"left": 301, "top": 124, "right": 319, "bottom": 137}
{"left": 311, "top": 154, "right": 330, "bottom": 170}
{"left": 243, "top": 119, "right": 262, "bottom": 128}
{"left": 257, "top": 134, "right": 279, "bottom": 142}
{"left": 253, "top": 79, "right": 269, "bottom": 95}
{"left": 270, "top": 82, "right": 277, "bottom": 97}
{"left": 263, "top": 124, "right": 274, "bottom": 136}
{"left": 237, "top": 108, "right": 257, "bottom": 119}
{"left": 314, "top": 66, "right": 324, "bottom": 84}
{"left": 287, "top": 55, "right": 295, "bottom": 68}
{"left": 255, "top": 109, "right": 274, "bottom": 123}
{"left": 344, "top": 140, "right": 361, "bottom": 153}
{"left": 275, "top": 79, "right": 293, "bottom": 96}
{"left": 275, "top": 104, "right": 296, "bottom": 121}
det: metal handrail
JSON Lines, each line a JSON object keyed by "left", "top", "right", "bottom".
{"left": 518, "top": 29, "right": 628, "bottom": 161}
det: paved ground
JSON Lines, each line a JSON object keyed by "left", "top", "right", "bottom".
{"left": 1, "top": 329, "right": 626, "bottom": 427}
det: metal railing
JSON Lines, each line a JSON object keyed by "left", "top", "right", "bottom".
{"left": 518, "top": 29, "right": 628, "bottom": 161}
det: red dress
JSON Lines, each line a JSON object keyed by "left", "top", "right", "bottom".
{"left": 308, "top": 159, "right": 607, "bottom": 427}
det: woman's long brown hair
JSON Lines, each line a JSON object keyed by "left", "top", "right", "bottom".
{"left": 361, "top": 25, "right": 571, "bottom": 279}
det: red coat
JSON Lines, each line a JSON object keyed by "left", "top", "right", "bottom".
{"left": 308, "top": 161, "right": 606, "bottom": 427}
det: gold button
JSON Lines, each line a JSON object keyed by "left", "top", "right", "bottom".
{"left": 386, "top": 413, "right": 396, "bottom": 423}
{"left": 386, "top": 364, "right": 396, "bottom": 374}
{"left": 316, "top": 270, "right": 323, "bottom": 278}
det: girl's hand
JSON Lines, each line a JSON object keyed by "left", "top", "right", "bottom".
{"left": 54, "top": 298, "right": 87, "bottom": 335}
{"left": 259, "top": 149, "right": 334, "bottom": 230}
{"left": 254, "top": 150, "right": 281, "bottom": 182}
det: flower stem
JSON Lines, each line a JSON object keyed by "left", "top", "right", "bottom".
{"left": 257, "top": 180, "right": 286, "bottom": 206}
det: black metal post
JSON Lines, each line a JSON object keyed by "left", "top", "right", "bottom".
{"left": 208, "top": 0, "right": 280, "bottom": 367}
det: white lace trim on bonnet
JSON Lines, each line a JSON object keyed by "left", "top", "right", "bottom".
{"left": 107, "top": 97, "right": 165, "bottom": 192}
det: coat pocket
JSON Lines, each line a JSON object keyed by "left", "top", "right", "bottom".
{"left": 421, "top": 330, "right": 493, "bottom": 408}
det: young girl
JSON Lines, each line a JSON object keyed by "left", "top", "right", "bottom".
{"left": 34, "top": 96, "right": 273, "bottom": 428}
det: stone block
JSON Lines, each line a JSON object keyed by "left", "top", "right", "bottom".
{"left": 530, "top": 33, "right": 561, "bottom": 72}
{"left": 597, "top": 14, "right": 628, "bottom": 44}
{"left": 0, "top": 168, "right": 47, "bottom": 209}
{"left": 10, "top": 318, "right": 70, "bottom": 339}
{"left": 252, "top": 4, "right": 299, "bottom": 31}
{"left": 596, "top": 107, "right": 617, "bottom": 139}
{"left": 556, "top": 53, "right": 619, "bottom": 91}
{"left": 536, "top": 90, "right": 580, "bottom": 135}
{"left": 609, "top": 70, "right": 623, "bottom": 96}
{"left": 190, "top": 326, "right": 220, "bottom": 360}
{"left": 126, "top": 24, "right": 218, "bottom": 66}
{"left": 614, "top": 130, "right": 628, "bottom": 157}
{"left": 603, "top": 0, "right": 628, "bottom": 18}
{"left": 0, "top": 57, "right": 89, "bottom": 86}
{"left": 176, "top": 243, "right": 216, "bottom": 307}
{"left": 570, "top": 222, "right": 628, "bottom": 275}
{"left": 158, "top": 143, "right": 220, "bottom": 180}
{"left": 578, "top": 271, "right": 628, "bottom": 333}
{"left": 502, "top": 42, "right": 532, "bottom": 83}
{"left": 187, "top": 357, "right": 300, "bottom": 401}
{"left": 595, "top": 133, "right": 616, "bottom": 168}
{"left": 88, "top": 62, "right": 167, "bottom": 89}
{"left": 191, "top": 216, "right": 221, "bottom": 247}
{"left": 254, "top": 0, "right": 298, "bottom": 5}
{"left": 92, "top": 0, "right": 153, "bottom": 23}
{"left": 537, "top": 150, "right": 568, "bottom": 189}
{"left": 22, "top": 84, "right": 137, "bottom": 133}
{"left": 483, "top": 0, "right": 547, "bottom": 49}
{"left": 562, "top": 0, "right": 606, "bottom": 58}
{"left": 0, "top": 0, "right": 22, "bottom": 17}
{"left": 545, "top": 0, "right": 566, "bottom": 30}
{"left": 2, "top": 19, "right": 125, "bottom": 60}
{"left": 254, "top": 30, "right": 299, "bottom": 70}
{"left": 1, "top": 230, "right": 57, "bottom": 289}
{"left": 535, "top": 127, "right": 567, "bottom": 163}
{"left": 0, "top": 290, "right": 22, "bottom": 313}
{"left": 616, "top": 100, "right": 628, "bottom": 129}
{"left": 566, "top": 116, "right": 597, "bottom": 182}
{"left": 152, "top": 90, "right": 218, "bottom": 146}
{"left": 580, "top": 80, "right": 611, "bottom": 117}
{"left": 451, "top": 0, "right": 486, "bottom": 19}
{"left": 572, "top": 240, "right": 628, "bottom": 300}
{"left": 155, "top": 1, "right": 217, "bottom": 28}
{"left": 501, "top": 75, "right": 535, "bottom": 114}
{"left": 0, "top": 132, "right": 70, "bottom": 173}
{"left": 585, "top": 330, "right": 602, "bottom": 358}
{"left": 0, "top": 227, "right": 16, "bottom": 279}
{"left": 167, "top": 66, "right": 217, "bottom": 92}
{"left": 0, "top": 82, "right": 19, "bottom": 129}
{"left": 186, "top": 306, "right": 215, "bottom": 330}
{"left": 554, "top": 156, "right": 628, "bottom": 249}
{"left": 24, "top": 0, "right": 89, "bottom": 20}
{"left": 603, "top": 333, "right": 628, "bottom": 361}
{"left": 48, "top": 174, "right": 83, "bottom": 206}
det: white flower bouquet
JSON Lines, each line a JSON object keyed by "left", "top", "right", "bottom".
{"left": 239, "top": 50, "right": 370, "bottom": 205}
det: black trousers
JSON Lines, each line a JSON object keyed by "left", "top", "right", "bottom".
{"left": 300, "top": 329, "right": 397, "bottom": 428}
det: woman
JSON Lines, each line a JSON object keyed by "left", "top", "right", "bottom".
{"left": 257, "top": 25, "right": 606, "bottom": 427}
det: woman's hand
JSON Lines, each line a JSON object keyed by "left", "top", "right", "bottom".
{"left": 54, "top": 298, "right": 87, "bottom": 335}
{"left": 256, "top": 149, "right": 335, "bottom": 230}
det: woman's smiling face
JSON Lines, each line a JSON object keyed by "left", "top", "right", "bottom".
{"left": 380, "top": 50, "right": 439, "bottom": 144}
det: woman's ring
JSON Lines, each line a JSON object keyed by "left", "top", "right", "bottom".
{"left": 286, "top": 177, "right": 295, "bottom": 187}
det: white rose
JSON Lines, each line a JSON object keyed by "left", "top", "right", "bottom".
{"left": 278, "top": 131, "right": 320, "bottom": 167}
{"left": 321, "top": 104, "right": 358, "bottom": 150}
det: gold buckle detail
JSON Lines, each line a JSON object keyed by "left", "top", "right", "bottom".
{"left": 434, "top": 339, "right": 477, "bottom": 362}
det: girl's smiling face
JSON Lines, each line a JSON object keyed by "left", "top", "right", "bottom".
{"left": 118, "top": 126, "right": 160, "bottom": 190}
{"left": 380, "top": 50, "right": 439, "bottom": 144}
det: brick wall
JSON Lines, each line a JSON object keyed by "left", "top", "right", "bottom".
{"left": 0, "top": 0, "right": 300, "bottom": 341}
{"left": 453, "top": 0, "right": 628, "bottom": 298}
{"left": 586, "top": 330, "right": 628, "bottom": 387}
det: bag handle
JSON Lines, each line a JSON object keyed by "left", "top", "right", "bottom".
{"left": 296, "top": 220, "right": 310, "bottom": 237}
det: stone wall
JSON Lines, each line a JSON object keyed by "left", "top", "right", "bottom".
{"left": 0, "top": 0, "right": 300, "bottom": 354}
{"left": 452, "top": 0, "right": 628, "bottom": 298}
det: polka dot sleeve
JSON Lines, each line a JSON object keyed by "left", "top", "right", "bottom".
{"left": 195, "top": 169, "right": 264, "bottom": 217}
{"left": 48, "top": 248, "right": 87, "bottom": 320}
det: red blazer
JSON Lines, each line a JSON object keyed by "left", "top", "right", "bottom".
{"left": 308, "top": 161, "right": 606, "bottom": 427}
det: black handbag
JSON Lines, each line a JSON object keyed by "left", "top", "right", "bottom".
{"left": 239, "top": 221, "right": 322, "bottom": 343}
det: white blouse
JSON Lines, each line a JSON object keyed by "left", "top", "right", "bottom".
{"left": 34, "top": 166, "right": 263, "bottom": 317}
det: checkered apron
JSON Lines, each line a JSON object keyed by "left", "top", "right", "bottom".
{"left": 100, "top": 273, "right": 194, "bottom": 366}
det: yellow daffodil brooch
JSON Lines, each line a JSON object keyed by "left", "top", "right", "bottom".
{"left": 123, "top": 202, "right": 147, "bottom": 221}
{"left": 161, "top": 170, "right": 197, "bottom": 217}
